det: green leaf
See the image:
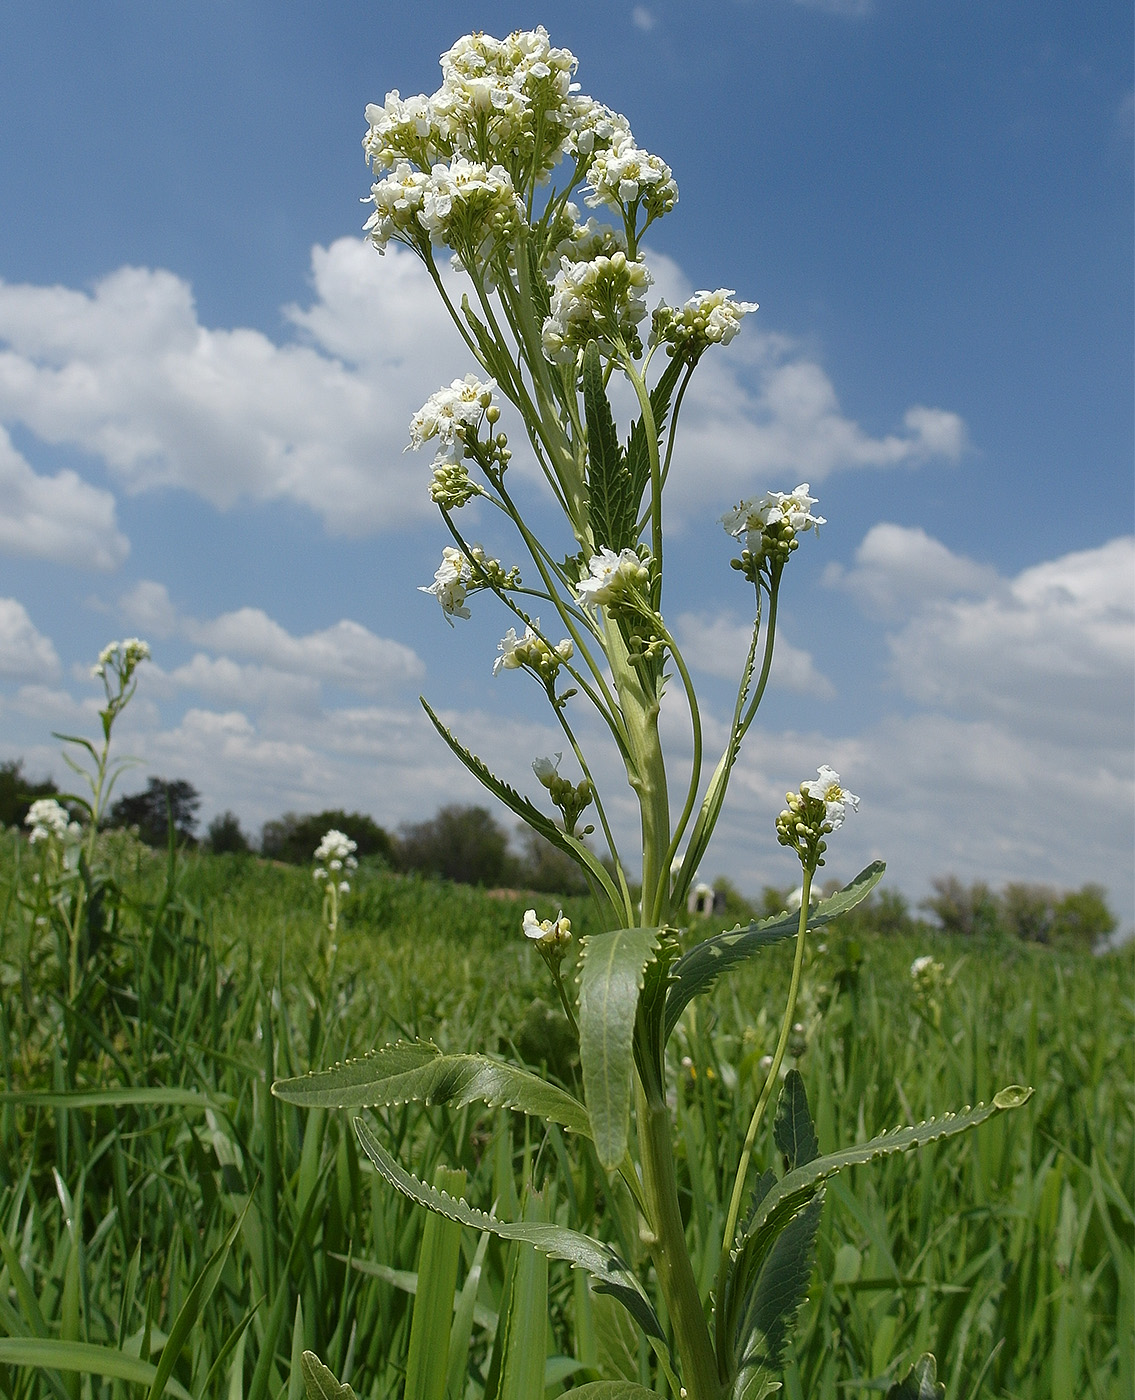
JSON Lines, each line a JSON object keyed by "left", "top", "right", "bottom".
{"left": 0, "top": 1087, "right": 226, "bottom": 1109}
{"left": 773, "top": 1071, "right": 818, "bottom": 1171}
{"left": 0, "top": 1339, "right": 192, "bottom": 1400}
{"left": 274, "top": 1045, "right": 590, "bottom": 1138}
{"left": 420, "top": 698, "right": 621, "bottom": 906}
{"left": 577, "top": 927, "right": 660, "bottom": 1169}
{"left": 665, "top": 863, "right": 886, "bottom": 1039}
{"left": 582, "top": 340, "right": 634, "bottom": 550}
{"left": 354, "top": 1117, "right": 665, "bottom": 1345}
{"left": 625, "top": 352, "right": 685, "bottom": 521}
{"left": 300, "top": 1350, "right": 358, "bottom": 1400}
{"left": 406, "top": 1166, "right": 466, "bottom": 1400}
{"left": 723, "top": 1087, "right": 1033, "bottom": 1359}
{"left": 498, "top": 1191, "right": 550, "bottom": 1400}
{"left": 564, "top": 1385, "right": 666, "bottom": 1399}
{"left": 886, "top": 1353, "right": 946, "bottom": 1399}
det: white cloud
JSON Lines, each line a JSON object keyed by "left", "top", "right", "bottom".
{"left": 675, "top": 610, "right": 835, "bottom": 698}
{"left": 0, "top": 600, "right": 61, "bottom": 680}
{"left": 823, "top": 521, "right": 1000, "bottom": 619}
{"left": 632, "top": 6, "right": 657, "bottom": 30}
{"left": 791, "top": 0, "right": 873, "bottom": 15}
{"left": 118, "top": 579, "right": 179, "bottom": 638}
{"left": 0, "top": 241, "right": 965, "bottom": 537}
{"left": 0, "top": 426, "right": 127, "bottom": 570}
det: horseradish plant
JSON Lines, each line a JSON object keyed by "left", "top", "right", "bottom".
{"left": 276, "top": 29, "right": 1028, "bottom": 1400}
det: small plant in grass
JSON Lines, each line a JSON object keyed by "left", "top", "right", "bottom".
{"left": 275, "top": 28, "right": 1030, "bottom": 1398}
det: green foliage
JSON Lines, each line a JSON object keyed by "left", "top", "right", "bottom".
{"left": 886, "top": 1353, "right": 946, "bottom": 1399}
{"left": 106, "top": 776, "right": 200, "bottom": 846}
{"left": 205, "top": 809, "right": 251, "bottom": 854}
{"left": 0, "top": 757, "right": 59, "bottom": 829}
{"left": 260, "top": 808, "right": 393, "bottom": 865}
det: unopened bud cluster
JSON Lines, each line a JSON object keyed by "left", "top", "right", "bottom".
{"left": 651, "top": 288, "right": 758, "bottom": 360}
{"left": 721, "top": 485, "right": 825, "bottom": 585}
{"left": 533, "top": 754, "right": 594, "bottom": 835}
{"left": 429, "top": 462, "right": 482, "bottom": 509}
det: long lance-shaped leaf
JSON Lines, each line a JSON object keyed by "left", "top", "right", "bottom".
{"left": 354, "top": 1118, "right": 665, "bottom": 1346}
{"left": 582, "top": 340, "right": 633, "bottom": 551}
{"left": 0, "top": 1088, "right": 227, "bottom": 1109}
{"left": 274, "top": 1044, "right": 590, "bottom": 1139}
{"left": 665, "top": 862, "right": 885, "bottom": 1040}
{"left": 625, "top": 352, "right": 685, "bottom": 523}
{"left": 421, "top": 699, "right": 622, "bottom": 907}
{"left": 0, "top": 1340, "right": 192, "bottom": 1400}
{"left": 722, "top": 1087, "right": 1033, "bottom": 1355}
{"left": 577, "top": 927, "right": 660, "bottom": 1170}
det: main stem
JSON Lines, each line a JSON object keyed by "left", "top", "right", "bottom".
{"left": 636, "top": 1078, "right": 722, "bottom": 1399}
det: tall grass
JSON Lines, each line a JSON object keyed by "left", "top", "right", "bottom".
{"left": 0, "top": 835, "right": 1129, "bottom": 1397}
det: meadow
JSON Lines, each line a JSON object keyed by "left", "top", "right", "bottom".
{"left": 0, "top": 832, "right": 1130, "bottom": 1400}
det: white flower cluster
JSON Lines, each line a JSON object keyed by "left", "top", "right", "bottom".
{"left": 363, "top": 28, "right": 677, "bottom": 263}
{"left": 523, "top": 907, "right": 572, "bottom": 944}
{"left": 493, "top": 621, "right": 573, "bottom": 677}
{"left": 574, "top": 547, "right": 650, "bottom": 607}
{"left": 419, "top": 544, "right": 518, "bottom": 622}
{"left": 721, "top": 484, "right": 825, "bottom": 544}
{"left": 25, "top": 798, "right": 81, "bottom": 846}
{"left": 409, "top": 373, "right": 498, "bottom": 465}
{"left": 801, "top": 766, "right": 860, "bottom": 832}
{"left": 543, "top": 202, "right": 627, "bottom": 274}
{"left": 313, "top": 829, "right": 359, "bottom": 893}
{"left": 585, "top": 138, "right": 678, "bottom": 220}
{"left": 542, "top": 251, "right": 652, "bottom": 364}
{"left": 652, "top": 289, "right": 758, "bottom": 355}
{"left": 91, "top": 637, "right": 151, "bottom": 680}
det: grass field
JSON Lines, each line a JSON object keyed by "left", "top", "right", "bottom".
{"left": 0, "top": 835, "right": 1131, "bottom": 1399}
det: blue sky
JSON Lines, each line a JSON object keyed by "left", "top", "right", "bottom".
{"left": 0, "top": 1, "right": 1131, "bottom": 924}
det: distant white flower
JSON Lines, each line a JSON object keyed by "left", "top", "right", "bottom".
{"left": 25, "top": 798, "right": 75, "bottom": 844}
{"left": 910, "top": 955, "right": 936, "bottom": 978}
{"left": 314, "top": 829, "right": 358, "bottom": 865}
{"left": 574, "top": 547, "right": 648, "bottom": 606}
{"left": 802, "top": 765, "right": 859, "bottom": 830}
{"left": 91, "top": 637, "right": 151, "bottom": 680}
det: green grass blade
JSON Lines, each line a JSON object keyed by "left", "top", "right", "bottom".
{"left": 405, "top": 1165, "right": 466, "bottom": 1400}
{"left": 577, "top": 927, "right": 660, "bottom": 1169}
{"left": 498, "top": 1190, "right": 550, "bottom": 1400}
{"left": 0, "top": 1338, "right": 192, "bottom": 1399}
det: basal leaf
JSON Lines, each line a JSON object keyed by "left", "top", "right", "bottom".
{"left": 665, "top": 863, "right": 885, "bottom": 1040}
{"left": 354, "top": 1118, "right": 665, "bottom": 1344}
{"left": 274, "top": 1046, "right": 590, "bottom": 1139}
{"left": 886, "top": 1353, "right": 946, "bottom": 1400}
{"left": 577, "top": 927, "right": 661, "bottom": 1169}
{"left": 772, "top": 1071, "right": 818, "bottom": 1172}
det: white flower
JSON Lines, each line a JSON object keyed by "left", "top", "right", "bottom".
{"left": 91, "top": 637, "right": 151, "bottom": 680}
{"left": 25, "top": 798, "right": 76, "bottom": 844}
{"left": 910, "top": 955, "right": 936, "bottom": 978}
{"left": 541, "top": 250, "right": 651, "bottom": 363}
{"left": 409, "top": 374, "right": 497, "bottom": 461}
{"left": 801, "top": 765, "right": 860, "bottom": 830}
{"left": 523, "top": 908, "right": 572, "bottom": 943}
{"left": 721, "top": 484, "right": 825, "bottom": 542}
{"left": 419, "top": 546, "right": 473, "bottom": 621}
{"left": 532, "top": 754, "right": 562, "bottom": 787}
{"left": 314, "top": 829, "right": 358, "bottom": 864}
{"left": 652, "top": 288, "right": 758, "bottom": 351}
{"left": 365, "top": 160, "right": 431, "bottom": 252}
{"left": 494, "top": 623, "right": 538, "bottom": 675}
{"left": 574, "top": 547, "right": 648, "bottom": 606}
{"left": 585, "top": 135, "right": 677, "bottom": 218}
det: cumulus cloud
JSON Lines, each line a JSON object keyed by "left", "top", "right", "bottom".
{"left": 0, "top": 426, "right": 127, "bottom": 570}
{"left": 0, "top": 600, "right": 61, "bottom": 680}
{"left": 675, "top": 610, "right": 835, "bottom": 698}
{"left": 0, "top": 240, "right": 965, "bottom": 537}
{"left": 823, "top": 521, "right": 1000, "bottom": 619}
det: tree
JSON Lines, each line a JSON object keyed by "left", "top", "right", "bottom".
{"left": 922, "top": 876, "right": 1000, "bottom": 938}
{"left": 396, "top": 804, "right": 512, "bottom": 886}
{"left": 0, "top": 759, "right": 59, "bottom": 830}
{"left": 107, "top": 778, "right": 201, "bottom": 847}
{"left": 260, "top": 809, "right": 393, "bottom": 865}
{"left": 1051, "top": 884, "right": 1117, "bottom": 947}
{"left": 513, "top": 827, "right": 590, "bottom": 895}
{"left": 206, "top": 810, "right": 251, "bottom": 855}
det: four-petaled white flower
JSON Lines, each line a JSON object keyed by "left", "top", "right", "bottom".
{"left": 409, "top": 374, "right": 497, "bottom": 462}
{"left": 801, "top": 765, "right": 859, "bottom": 830}
{"left": 721, "top": 484, "right": 825, "bottom": 541}
{"left": 25, "top": 798, "right": 79, "bottom": 845}
{"left": 523, "top": 908, "right": 572, "bottom": 943}
{"left": 494, "top": 623, "right": 539, "bottom": 675}
{"left": 574, "top": 548, "right": 647, "bottom": 606}
{"left": 420, "top": 546, "right": 474, "bottom": 621}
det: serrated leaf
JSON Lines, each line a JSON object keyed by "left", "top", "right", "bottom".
{"left": 583, "top": 341, "right": 634, "bottom": 550}
{"left": 733, "top": 1194, "right": 824, "bottom": 1397}
{"left": 274, "top": 1046, "right": 589, "bottom": 1138}
{"left": 665, "top": 863, "right": 885, "bottom": 1039}
{"left": 886, "top": 1353, "right": 946, "bottom": 1399}
{"left": 577, "top": 927, "right": 660, "bottom": 1169}
{"left": 723, "top": 1087, "right": 1033, "bottom": 1358}
{"left": 773, "top": 1071, "right": 818, "bottom": 1171}
{"left": 421, "top": 698, "right": 619, "bottom": 905}
{"left": 300, "top": 1350, "right": 357, "bottom": 1400}
{"left": 566, "top": 1385, "right": 666, "bottom": 1399}
{"left": 354, "top": 1118, "right": 665, "bottom": 1345}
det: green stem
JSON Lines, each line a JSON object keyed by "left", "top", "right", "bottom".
{"left": 636, "top": 1079, "right": 722, "bottom": 1399}
{"left": 714, "top": 865, "right": 812, "bottom": 1345}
